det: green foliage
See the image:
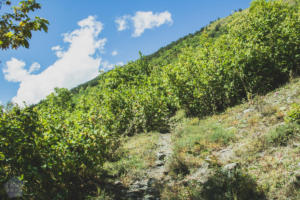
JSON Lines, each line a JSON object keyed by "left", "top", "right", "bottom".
{"left": 0, "top": 90, "right": 118, "bottom": 199}
{"left": 174, "top": 121, "right": 235, "bottom": 152}
{"left": 264, "top": 122, "right": 300, "bottom": 146}
{"left": 285, "top": 103, "right": 300, "bottom": 123}
{"left": 229, "top": 0, "right": 300, "bottom": 94}
{"left": 0, "top": 0, "right": 49, "bottom": 49}
{"left": 168, "top": 120, "right": 235, "bottom": 177}
{"left": 163, "top": 166, "right": 266, "bottom": 200}
{"left": 73, "top": 0, "right": 299, "bottom": 120}
{"left": 0, "top": 106, "right": 41, "bottom": 197}
{"left": 1, "top": 0, "right": 300, "bottom": 198}
{"left": 198, "top": 166, "right": 266, "bottom": 200}
{"left": 161, "top": 0, "right": 300, "bottom": 116}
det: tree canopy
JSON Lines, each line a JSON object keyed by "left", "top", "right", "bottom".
{"left": 0, "top": 0, "right": 49, "bottom": 50}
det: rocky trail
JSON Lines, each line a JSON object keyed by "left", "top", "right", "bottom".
{"left": 123, "top": 133, "right": 172, "bottom": 200}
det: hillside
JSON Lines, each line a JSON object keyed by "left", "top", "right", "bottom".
{"left": 102, "top": 77, "right": 300, "bottom": 200}
{"left": 0, "top": 0, "right": 300, "bottom": 199}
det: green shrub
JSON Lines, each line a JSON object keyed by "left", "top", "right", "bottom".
{"left": 162, "top": 165, "right": 266, "bottom": 200}
{"left": 208, "top": 125, "right": 235, "bottom": 145}
{"left": 285, "top": 103, "right": 300, "bottom": 124}
{"left": 173, "top": 122, "right": 235, "bottom": 154}
{"left": 0, "top": 105, "right": 117, "bottom": 199}
{"left": 163, "top": 0, "right": 300, "bottom": 117}
{"left": 1, "top": 0, "right": 299, "bottom": 198}
{"left": 265, "top": 123, "right": 300, "bottom": 146}
{"left": 168, "top": 155, "right": 190, "bottom": 177}
{"left": 198, "top": 166, "right": 266, "bottom": 200}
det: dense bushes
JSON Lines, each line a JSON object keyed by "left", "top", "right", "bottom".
{"left": 0, "top": 90, "right": 118, "bottom": 199}
{"left": 162, "top": 0, "right": 300, "bottom": 116}
{"left": 1, "top": 0, "right": 299, "bottom": 198}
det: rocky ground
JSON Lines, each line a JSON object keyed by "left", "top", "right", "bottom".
{"left": 117, "top": 133, "right": 172, "bottom": 200}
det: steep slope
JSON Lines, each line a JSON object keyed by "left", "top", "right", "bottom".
{"left": 162, "top": 78, "right": 300, "bottom": 200}
{"left": 1, "top": 0, "right": 299, "bottom": 199}
{"left": 102, "top": 77, "right": 300, "bottom": 200}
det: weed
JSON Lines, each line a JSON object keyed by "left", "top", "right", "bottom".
{"left": 169, "top": 110, "right": 187, "bottom": 129}
{"left": 103, "top": 132, "right": 159, "bottom": 181}
{"left": 248, "top": 114, "right": 261, "bottom": 127}
{"left": 261, "top": 104, "right": 278, "bottom": 117}
{"left": 285, "top": 103, "right": 300, "bottom": 124}
{"left": 188, "top": 117, "right": 200, "bottom": 126}
{"left": 264, "top": 123, "right": 300, "bottom": 146}
{"left": 207, "top": 125, "right": 235, "bottom": 145}
{"left": 168, "top": 154, "right": 190, "bottom": 177}
{"left": 198, "top": 166, "right": 266, "bottom": 200}
{"left": 170, "top": 119, "right": 235, "bottom": 177}
{"left": 162, "top": 165, "right": 266, "bottom": 200}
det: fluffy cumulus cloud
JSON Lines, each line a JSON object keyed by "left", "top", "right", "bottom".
{"left": 132, "top": 11, "right": 173, "bottom": 37}
{"left": 3, "top": 16, "right": 106, "bottom": 105}
{"left": 116, "top": 11, "right": 173, "bottom": 37}
{"left": 3, "top": 58, "right": 29, "bottom": 82}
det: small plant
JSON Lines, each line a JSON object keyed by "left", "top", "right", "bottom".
{"left": 264, "top": 123, "right": 300, "bottom": 146}
{"left": 285, "top": 103, "right": 300, "bottom": 124}
{"left": 260, "top": 104, "right": 278, "bottom": 117}
{"left": 103, "top": 132, "right": 159, "bottom": 184}
{"left": 208, "top": 125, "right": 235, "bottom": 145}
{"left": 168, "top": 153, "right": 190, "bottom": 177}
{"left": 198, "top": 166, "right": 266, "bottom": 200}
{"left": 162, "top": 165, "right": 266, "bottom": 200}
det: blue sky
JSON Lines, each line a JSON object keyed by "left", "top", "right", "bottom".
{"left": 0, "top": 0, "right": 252, "bottom": 105}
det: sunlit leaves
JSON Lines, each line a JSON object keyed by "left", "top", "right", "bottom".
{"left": 1, "top": 0, "right": 299, "bottom": 198}
{"left": 0, "top": 0, "right": 49, "bottom": 50}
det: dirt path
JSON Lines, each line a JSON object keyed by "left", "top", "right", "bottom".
{"left": 125, "top": 133, "right": 172, "bottom": 200}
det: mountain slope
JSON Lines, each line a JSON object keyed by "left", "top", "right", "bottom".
{"left": 102, "top": 77, "right": 300, "bottom": 200}
{"left": 1, "top": 0, "right": 299, "bottom": 199}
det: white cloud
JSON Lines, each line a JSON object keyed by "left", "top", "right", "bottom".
{"left": 3, "top": 58, "right": 29, "bottom": 82}
{"left": 115, "top": 11, "right": 173, "bottom": 37}
{"left": 51, "top": 45, "right": 62, "bottom": 51}
{"left": 51, "top": 45, "right": 64, "bottom": 58}
{"left": 111, "top": 50, "right": 118, "bottom": 56}
{"left": 132, "top": 11, "right": 173, "bottom": 37}
{"left": 3, "top": 16, "right": 106, "bottom": 106}
{"left": 29, "top": 62, "right": 41, "bottom": 73}
{"left": 115, "top": 15, "right": 130, "bottom": 31}
{"left": 101, "top": 61, "right": 124, "bottom": 71}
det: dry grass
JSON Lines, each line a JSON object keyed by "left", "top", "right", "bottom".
{"left": 165, "top": 78, "right": 300, "bottom": 199}
{"left": 103, "top": 78, "right": 300, "bottom": 200}
{"left": 103, "top": 132, "right": 159, "bottom": 185}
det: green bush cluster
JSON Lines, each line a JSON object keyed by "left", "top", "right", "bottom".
{"left": 1, "top": 0, "right": 299, "bottom": 198}
{"left": 0, "top": 90, "right": 118, "bottom": 199}
{"left": 286, "top": 103, "right": 300, "bottom": 124}
{"left": 162, "top": 0, "right": 300, "bottom": 116}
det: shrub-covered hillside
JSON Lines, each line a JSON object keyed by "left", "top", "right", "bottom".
{"left": 0, "top": 0, "right": 299, "bottom": 199}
